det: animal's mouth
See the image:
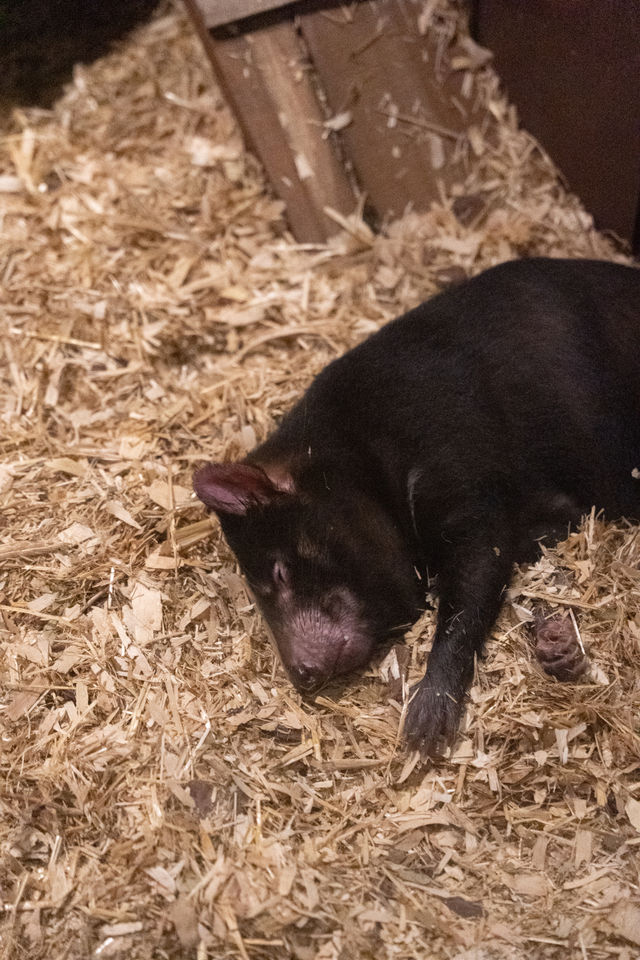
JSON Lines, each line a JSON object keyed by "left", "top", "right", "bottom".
{"left": 285, "top": 624, "right": 378, "bottom": 694}
{"left": 287, "top": 614, "right": 418, "bottom": 694}
{"left": 285, "top": 633, "right": 348, "bottom": 693}
{"left": 287, "top": 662, "right": 327, "bottom": 693}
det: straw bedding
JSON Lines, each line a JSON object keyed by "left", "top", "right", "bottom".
{"left": 1, "top": 4, "right": 639, "bottom": 959}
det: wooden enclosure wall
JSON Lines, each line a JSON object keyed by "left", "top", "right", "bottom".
{"left": 473, "top": 0, "right": 640, "bottom": 253}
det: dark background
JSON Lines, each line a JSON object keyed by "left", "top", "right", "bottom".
{"left": 0, "top": 0, "right": 160, "bottom": 108}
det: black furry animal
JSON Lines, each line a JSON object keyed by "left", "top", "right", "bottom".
{"left": 194, "top": 258, "right": 640, "bottom": 755}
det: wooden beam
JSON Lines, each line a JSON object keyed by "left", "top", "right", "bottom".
{"left": 299, "top": 0, "right": 481, "bottom": 223}
{"left": 196, "top": 0, "right": 295, "bottom": 30}
{"left": 183, "top": 0, "right": 357, "bottom": 242}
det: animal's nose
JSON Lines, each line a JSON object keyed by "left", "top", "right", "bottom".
{"left": 289, "top": 662, "right": 322, "bottom": 692}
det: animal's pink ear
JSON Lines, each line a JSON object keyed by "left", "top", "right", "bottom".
{"left": 193, "top": 462, "right": 287, "bottom": 516}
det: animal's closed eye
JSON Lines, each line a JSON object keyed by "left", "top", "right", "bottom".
{"left": 273, "top": 560, "right": 289, "bottom": 586}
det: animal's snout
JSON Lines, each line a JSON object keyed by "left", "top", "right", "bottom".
{"left": 288, "top": 661, "right": 324, "bottom": 692}
{"left": 280, "top": 592, "right": 368, "bottom": 692}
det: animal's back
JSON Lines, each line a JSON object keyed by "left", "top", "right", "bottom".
{"left": 263, "top": 258, "right": 640, "bottom": 517}
{"left": 319, "top": 257, "right": 640, "bottom": 421}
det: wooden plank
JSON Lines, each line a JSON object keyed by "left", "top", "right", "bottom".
{"left": 473, "top": 0, "right": 640, "bottom": 250}
{"left": 183, "top": 0, "right": 357, "bottom": 242}
{"left": 299, "top": 0, "right": 482, "bottom": 223}
{"left": 196, "top": 0, "right": 295, "bottom": 30}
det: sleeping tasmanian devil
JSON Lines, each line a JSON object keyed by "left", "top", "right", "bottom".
{"left": 194, "top": 257, "right": 640, "bottom": 755}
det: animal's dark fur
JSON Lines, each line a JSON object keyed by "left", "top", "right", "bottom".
{"left": 194, "top": 257, "right": 640, "bottom": 755}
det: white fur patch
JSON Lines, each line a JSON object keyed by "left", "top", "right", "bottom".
{"left": 407, "top": 467, "right": 422, "bottom": 536}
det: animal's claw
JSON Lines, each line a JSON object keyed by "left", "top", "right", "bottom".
{"left": 403, "top": 677, "right": 465, "bottom": 758}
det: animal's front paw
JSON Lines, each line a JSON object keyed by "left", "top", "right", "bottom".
{"left": 403, "top": 677, "right": 466, "bottom": 758}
